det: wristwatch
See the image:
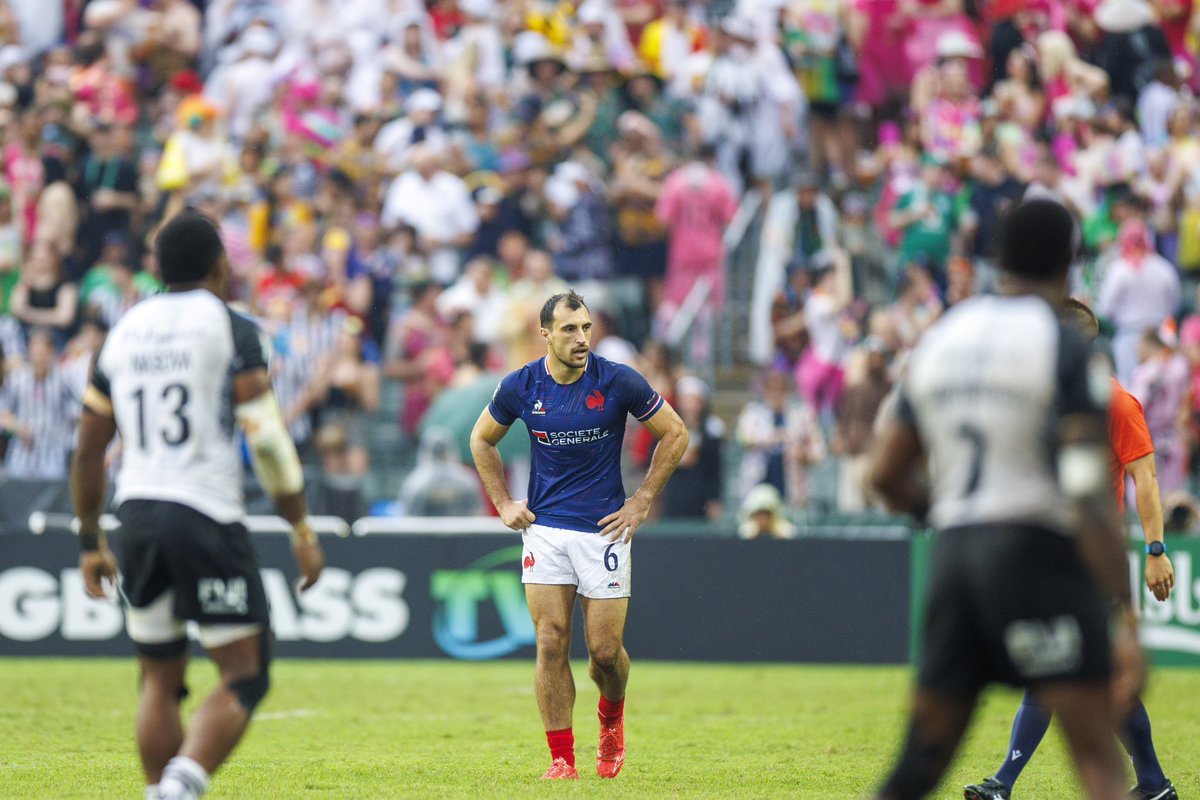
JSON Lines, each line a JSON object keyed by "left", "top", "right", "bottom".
{"left": 1146, "top": 541, "right": 1167, "bottom": 557}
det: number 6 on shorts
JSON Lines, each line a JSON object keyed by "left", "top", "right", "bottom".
{"left": 603, "top": 542, "right": 619, "bottom": 571}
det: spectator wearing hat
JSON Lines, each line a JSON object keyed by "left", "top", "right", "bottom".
{"left": 375, "top": 88, "right": 449, "bottom": 175}
{"left": 624, "top": 59, "right": 689, "bottom": 144}
{"left": 570, "top": 50, "right": 627, "bottom": 170}
{"left": 156, "top": 95, "right": 229, "bottom": 215}
{"left": 661, "top": 375, "right": 726, "bottom": 520}
{"left": 913, "top": 33, "right": 984, "bottom": 163}
{"left": 736, "top": 368, "right": 826, "bottom": 510}
{"left": 513, "top": 31, "right": 569, "bottom": 125}
{"left": 901, "top": 0, "right": 979, "bottom": 83}
{"left": 738, "top": 483, "right": 797, "bottom": 539}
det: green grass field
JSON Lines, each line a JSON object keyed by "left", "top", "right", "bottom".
{"left": 2, "top": 659, "right": 1199, "bottom": 798}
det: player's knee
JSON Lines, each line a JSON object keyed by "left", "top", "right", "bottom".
{"left": 227, "top": 665, "right": 270, "bottom": 714}
{"left": 535, "top": 621, "right": 571, "bottom": 658}
{"left": 224, "top": 631, "right": 272, "bottom": 714}
{"left": 589, "top": 642, "right": 622, "bottom": 672}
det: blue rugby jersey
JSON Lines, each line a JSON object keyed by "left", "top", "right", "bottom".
{"left": 488, "top": 354, "right": 664, "bottom": 533}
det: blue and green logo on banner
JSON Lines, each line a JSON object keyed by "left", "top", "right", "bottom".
{"left": 430, "top": 546, "right": 535, "bottom": 660}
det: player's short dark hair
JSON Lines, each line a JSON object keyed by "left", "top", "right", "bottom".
{"left": 1060, "top": 298, "right": 1099, "bottom": 341}
{"left": 999, "top": 199, "right": 1075, "bottom": 280}
{"left": 156, "top": 211, "right": 225, "bottom": 286}
{"left": 540, "top": 290, "right": 589, "bottom": 329}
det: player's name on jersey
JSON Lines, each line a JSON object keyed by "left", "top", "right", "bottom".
{"left": 928, "top": 381, "right": 1032, "bottom": 407}
{"left": 131, "top": 349, "right": 192, "bottom": 374}
{"left": 531, "top": 427, "right": 611, "bottom": 447}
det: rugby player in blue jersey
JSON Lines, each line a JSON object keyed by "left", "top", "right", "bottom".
{"left": 470, "top": 290, "right": 688, "bottom": 781}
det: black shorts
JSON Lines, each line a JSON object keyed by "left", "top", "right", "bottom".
{"left": 917, "top": 524, "right": 1112, "bottom": 697}
{"left": 115, "top": 499, "right": 270, "bottom": 633}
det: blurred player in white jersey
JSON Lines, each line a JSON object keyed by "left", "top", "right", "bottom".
{"left": 868, "top": 200, "right": 1143, "bottom": 800}
{"left": 73, "top": 212, "right": 324, "bottom": 800}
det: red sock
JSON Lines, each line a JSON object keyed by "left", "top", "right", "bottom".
{"left": 598, "top": 696, "right": 625, "bottom": 726}
{"left": 546, "top": 728, "right": 574, "bottom": 766}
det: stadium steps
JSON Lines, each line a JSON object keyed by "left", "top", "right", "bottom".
{"left": 710, "top": 362, "right": 758, "bottom": 427}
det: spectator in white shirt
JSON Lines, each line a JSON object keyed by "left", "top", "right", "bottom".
{"left": 374, "top": 89, "right": 449, "bottom": 175}
{"left": 382, "top": 145, "right": 479, "bottom": 284}
{"left": 1136, "top": 60, "right": 1180, "bottom": 149}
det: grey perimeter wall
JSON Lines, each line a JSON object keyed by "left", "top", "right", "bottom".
{"left": 0, "top": 533, "right": 911, "bottom": 663}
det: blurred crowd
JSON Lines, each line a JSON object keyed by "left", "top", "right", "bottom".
{"left": 0, "top": 0, "right": 1198, "bottom": 534}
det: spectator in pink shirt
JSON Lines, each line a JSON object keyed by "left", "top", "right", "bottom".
{"left": 655, "top": 144, "right": 738, "bottom": 318}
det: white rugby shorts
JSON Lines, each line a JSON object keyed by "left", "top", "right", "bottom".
{"left": 520, "top": 524, "right": 632, "bottom": 599}
{"left": 126, "top": 590, "right": 262, "bottom": 650}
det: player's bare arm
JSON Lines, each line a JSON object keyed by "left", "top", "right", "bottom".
{"left": 470, "top": 407, "right": 536, "bottom": 530}
{"left": 1126, "top": 452, "right": 1174, "bottom": 601}
{"left": 868, "top": 417, "right": 929, "bottom": 521}
{"left": 72, "top": 395, "right": 119, "bottom": 600}
{"left": 234, "top": 368, "right": 324, "bottom": 591}
{"left": 598, "top": 400, "right": 688, "bottom": 543}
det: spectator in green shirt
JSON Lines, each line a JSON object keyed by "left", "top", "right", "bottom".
{"left": 888, "top": 156, "right": 958, "bottom": 289}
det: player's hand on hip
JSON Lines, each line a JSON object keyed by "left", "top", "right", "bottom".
{"left": 498, "top": 499, "right": 536, "bottom": 531}
{"left": 1145, "top": 554, "right": 1174, "bottom": 602}
{"left": 1110, "top": 610, "right": 1146, "bottom": 716}
{"left": 598, "top": 495, "right": 651, "bottom": 543}
{"left": 292, "top": 540, "right": 325, "bottom": 593}
{"left": 80, "top": 547, "right": 118, "bottom": 600}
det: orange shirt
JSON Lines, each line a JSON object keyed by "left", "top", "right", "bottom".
{"left": 1109, "top": 378, "right": 1155, "bottom": 512}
